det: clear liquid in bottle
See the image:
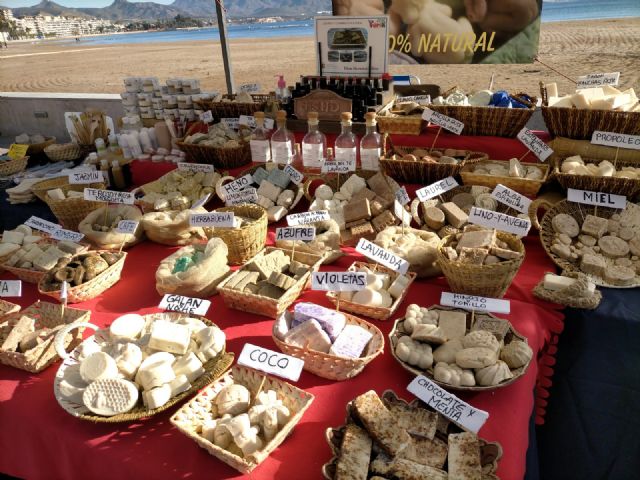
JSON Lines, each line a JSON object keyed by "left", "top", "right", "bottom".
{"left": 360, "top": 112, "right": 382, "bottom": 171}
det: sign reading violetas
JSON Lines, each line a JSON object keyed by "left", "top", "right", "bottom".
{"left": 238, "top": 343, "right": 304, "bottom": 382}
{"left": 422, "top": 109, "right": 464, "bottom": 135}
{"left": 468, "top": 207, "right": 531, "bottom": 237}
{"left": 311, "top": 272, "right": 367, "bottom": 291}
{"left": 356, "top": 238, "right": 409, "bottom": 274}
{"left": 159, "top": 294, "right": 210, "bottom": 316}
{"left": 517, "top": 128, "right": 553, "bottom": 162}
{"left": 440, "top": 292, "right": 511, "bottom": 314}
{"left": 84, "top": 188, "right": 135, "bottom": 205}
{"left": 567, "top": 188, "right": 626, "bottom": 209}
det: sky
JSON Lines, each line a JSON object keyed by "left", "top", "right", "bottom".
{"left": 2, "top": 0, "right": 175, "bottom": 6}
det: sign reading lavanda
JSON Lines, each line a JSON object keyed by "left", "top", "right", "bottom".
{"left": 355, "top": 238, "right": 409, "bottom": 274}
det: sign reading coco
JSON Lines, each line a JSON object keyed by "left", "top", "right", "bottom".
{"left": 237, "top": 343, "right": 304, "bottom": 382}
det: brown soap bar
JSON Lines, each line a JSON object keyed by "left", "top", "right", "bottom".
{"left": 335, "top": 423, "right": 372, "bottom": 480}
{"left": 367, "top": 172, "right": 394, "bottom": 197}
{"left": 2, "top": 316, "right": 35, "bottom": 352}
{"left": 345, "top": 219, "right": 368, "bottom": 230}
{"left": 343, "top": 199, "right": 371, "bottom": 224}
{"left": 351, "top": 187, "right": 377, "bottom": 203}
{"left": 457, "top": 229, "right": 496, "bottom": 250}
{"left": 472, "top": 315, "right": 510, "bottom": 341}
{"left": 448, "top": 432, "right": 482, "bottom": 480}
{"left": 399, "top": 435, "right": 448, "bottom": 469}
{"left": 383, "top": 401, "right": 437, "bottom": 439}
{"left": 441, "top": 202, "right": 468, "bottom": 228}
{"left": 350, "top": 222, "right": 375, "bottom": 240}
{"left": 458, "top": 247, "right": 488, "bottom": 265}
{"left": 372, "top": 210, "right": 397, "bottom": 233}
{"left": 370, "top": 199, "right": 386, "bottom": 217}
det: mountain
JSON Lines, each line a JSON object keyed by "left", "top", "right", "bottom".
{"left": 79, "top": 0, "right": 188, "bottom": 21}
{"left": 220, "top": 0, "right": 332, "bottom": 17}
{"left": 170, "top": 0, "right": 216, "bottom": 18}
{"left": 13, "top": 1, "right": 93, "bottom": 18}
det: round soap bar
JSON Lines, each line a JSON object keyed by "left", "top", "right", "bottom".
{"left": 82, "top": 378, "right": 139, "bottom": 416}
{"left": 80, "top": 352, "right": 119, "bottom": 383}
{"left": 469, "top": 90, "right": 493, "bottom": 106}
{"left": 352, "top": 289, "right": 384, "bottom": 307}
{"left": 110, "top": 314, "right": 146, "bottom": 341}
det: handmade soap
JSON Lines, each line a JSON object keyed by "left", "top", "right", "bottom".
{"left": 293, "top": 302, "right": 346, "bottom": 341}
{"left": 440, "top": 202, "right": 468, "bottom": 228}
{"left": 149, "top": 320, "right": 191, "bottom": 355}
{"left": 267, "top": 168, "right": 291, "bottom": 189}
{"left": 330, "top": 324, "right": 373, "bottom": 358}
{"left": 437, "top": 310, "right": 467, "bottom": 340}
{"left": 283, "top": 319, "right": 332, "bottom": 353}
{"left": 256, "top": 180, "right": 282, "bottom": 203}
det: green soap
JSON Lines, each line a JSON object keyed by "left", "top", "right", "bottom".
{"left": 173, "top": 256, "right": 193, "bottom": 273}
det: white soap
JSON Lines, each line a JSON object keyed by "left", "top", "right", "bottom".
{"left": 509, "top": 158, "right": 526, "bottom": 178}
{"left": 177, "top": 317, "right": 208, "bottom": 336}
{"left": 58, "top": 379, "right": 86, "bottom": 404}
{"left": 388, "top": 274, "right": 410, "bottom": 299}
{"left": 545, "top": 83, "right": 558, "bottom": 98}
{"left": 80, "top": 352, "right": 119, "bottom": 383}
{"left": 149, "top": 320, "right": 191, "bottom": 355}
{"left": 549, "top": 96, "right": 573, "bottom": 108}
{"left": 83, "top": 378, "right": 139, "bottom": 416}
{"left": 142, "top": 384, "right": 172, "bottom": 410}
{"left": 137, "top": 361, "right": 176, "bottom": 391}
{"left": 195, "top": 326, "right": 225, "bottom": 354}
{"left": 169, "top": 374, "right": 191, "bottom": 397}
{"left": 172, "top": 352, "right": 204, "bottom": 382}
{"left": 110, "top": 342, "right": 143, "bottom": 379}
{"left": 543, "top": 273, "right": 596, "bottom": 293}
{"left": 2, "top": 230, "right": 24, "bottom": 245}
{"left": 571, "top": 93, "right": 591, "bottom": 109}
{"left": 110, "top": 314, "right": 146, "bottom": 341}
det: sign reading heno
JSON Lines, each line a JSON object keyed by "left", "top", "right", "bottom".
{"left": 356, "top": 238, "right": 409, "bottom": 274}
{"left": 0, "top": 280, "right": 22, "bottom": 297}
{"left": 222, "top": 174, "right": 253, "bottom": 196}
{"left": 591, "top": 131, "right": 640, "bottom": 150}
{"left": 238, "top": 343, "right": 304, "bottom": 382}
{"left": 68, "top": 170, "right": 103, "bottom": 184}
{"left": 567, "top": 188, "right": 626, "bottom": 209}
{"left": 416, "top": 176, "right": 459, "bottom": 202}
{"left": 441, "top": 292, "right": 511, "bottom": 314}
{"left": 24, "top": 216, "right": 61, "bottom": 234}
{"left": 225, "top": 188, "right": 258, "bottom": 207}
{"left": 407, "top": 375, "right": 489, "bottom": 433}
{"left": 84, "top": 188, "right": 135, "bottom": 205}
{"left": 275, "top": 227, "right": 316, "bottom": 242}
{"left": 159, "top": 294, "right": 210, "bottom": 316}
{"left": 422, "top": 109, "right": 464, "bottom": 135}
{"left": 311, "top": 271, "right": 367, "bottom": 291}
{"left": 576, "top": 72, "right": 620, "bottom": 89}
{"left": 517, "top": 128, "right": 553, "bottom": 162}
{"left": 468, "top": 207, "right": 531, "bottom": 237}
{"left": 491, "top": 184, "right": 531, "bottom": 214}
{"left": 51, "top": 228, "right": 84, "bottom": 243}
{"left": 287, "top": 210, "right": 330, "bottom": 226}
{"left": 178, "top": 162, "right": 215, "bottom": 173}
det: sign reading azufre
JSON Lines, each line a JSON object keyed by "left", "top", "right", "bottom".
{"left": 275, "top": 227, "right": 316, "bottom": 242}
{"left": 311, "top": 272, "right": 367, "bottom": 291}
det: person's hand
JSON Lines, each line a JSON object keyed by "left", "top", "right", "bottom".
{"left": 333, "top": 0, "right": 385, "bottom": 16}
{"left": 465, "top": 0, "right": 539, "bottom": 40}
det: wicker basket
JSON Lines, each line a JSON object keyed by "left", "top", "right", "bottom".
{"left": 195, "top": 93, "right": 274, "bottom": 120}
{"left": 549, "top": 136, "right": 640, "bottom": 166}
{"left": 303, "top": 169, "right": 401, "bottom": 202}
{"left": 25, "top": 136, "right": 56, "bottom": 155}
{"left": 43, "top": 193, "right": 105, "bottom": 232}
{"left": 533, "top": 271, "right": 602, "bottom": 310}
{"left": 206, "top": 204, "right": 268, "bottom": 265}
{"left": 0, "top": 301, "right": 90, "bottom": 373}
{"left": 389, "top": 306, "right": 531, "bottom": 391}
{"left": 437, "top": 232, "right": 525, "bottom": 298}
{"left": 376, "top": 99, "right": 424, "bottom": 135}
{"left": 552, "top": 157, "right": 640, "bottom": 199}
{"left": 218, "top": 247, "right": 325, "bottom": 318}
{"left": 460, "top": 159, "right": 549, "bottom": 197}
{"left": 176, "top": 140, "right": 251, "bottom": 170}
{"left": 322, "top": 390, "right": 502, "bottom": 480}
{"left": 170, "top": 365, "right": 314, "bottom": 474}
{"left": 0, "top": 156, "right": 29, "bottom": 176}
{"left": 32, "top": 176, "right": 105, "bottom": 202}
{"left": 38, "top": 251, "right": 127, "bottom": 303}
{"left": 325, "top": 262, "right": 417, "bottom": 321}
{"left": 44, "top": 143, "right": 82, "bottom": 162}
{"left": 272, "top": 309, "right": 384, "bottom": 380}
{"left": 0, "top": 299, "right": 21, "bottom": 317}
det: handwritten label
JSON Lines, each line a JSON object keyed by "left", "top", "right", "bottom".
{"left": 221, "top": 118, "right": 239, "bottom": 131}
{"left": 591, "top": 131, "right": 640, "bottom": 150}
{"left": 287, "top": 210, "right": 330, "bottom": 226}
{"left": 468, "top": 207, "right": 531, "bottom": 236}
{"left": 407, "top": 376, "right": 489, "bottom": 433}
{"left": 239, "top": 83, "right": 260, "bottom": 93}
{"left": 395, "top": 187, "right": 410, "bottom": 206}
{"left": 51, "top": 228, "right": 84, "bottom": 243}
{"left": 222, "top": 174, "right": 253, "bottom": 196}
{"left": 398, "top": 94, "right": 431, "bottom": 105}
{"left": 191, "top": 193, "right": 212, "bottom": 209}
{"left": 68, "top": 170, "right": 103, "bottom": 184}
{"left": 178, "top": 162, "right": 214, "bottom": 173}
{"left": 355, "top": 238, "right": 409, "bottom": 274}
{"left": 84, "top": 188, "right": 135, "bottom": 205}
{"left": 24, "top": 216, "right": 60, "bottom": 234}
{"left": 416, "top": 177, "right": 458, "bottom": 202}
{"left": 441, "top": 292, "right": 511, "bottom": 314}
{"left": 394, "top": 200, "right": 411, "bottom": 224}
{"left": 189, "top": 212, "right": 235, "bottom": 228}
{"left": 567, "top": 188, "right": 626, "bottom": 209}
{"left": 422, "top": 108, "right": 464, "bottom": 135}
{"left": 311, "top": 272, "right": 367, "bottom": 291}
{"left": 576, "top": 72, "right": 620, "bottom": 89}
{"left": 239, "top": 115, "right": 273, "bottom": 130}
{"left": 322, "top": 160, "right": 355, "bottom": 174}
{"left": 7, "top": 144, "right": 29, "bottom": 160}
{"left": 60, "top": 281, "right": 68, "bottom": 302}
{"left": 116, "top": 220, "right": 139, "bottom": 234}
{"left": 517, "top": 128, "right": 553, "bottom": 162}
{"left": 159, "top": 294, "right": 210, "bottom": 316}
{"left": 491, "top": 184, "right": 531, "bottom": 214}
{"left": 0, "top": 280, "right": 22, "bottom": 297}
{"left": 275, "top": 227, "right": 316, "bottom": 242}
{"left": 283, "top": 164, "right": 304, "bottom": 185}
{"left": 200, "top": 110, "right": 213, "bottom": 123}
{"left": 237, "top": 343, "right": 304, "bottom": 382}
{"left": 225, "top": 188, "right": 258, "bottom": 206}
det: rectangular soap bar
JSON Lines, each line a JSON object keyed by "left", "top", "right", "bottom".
{"left": 267, "top": 168, "right": 292, "bottom": 189}
{"left": 283, "top": 318, "right": 332, "bottom": 353}
{"left": 343, "top": 199, "right": 371, "bottom": 224}
{"left": 293, "top": 302, "right": 346, "bottom": 341}
{"left": 257, "top": 180, "right": 283, "bottom": 203}
{"left": 544, "top": 273, "right": 596, "bottom": 293}
{"left": 330, "top": 324, "right": 373, "bottom": 358}
{"left": 252, "top": 167, "right": 269, "bottom": 185}
{"left": 456, "top": 229, "right": 496, "bottom": 250}
{"left": 440, "top": 202, "right": 468, "bottom": 228}
{"left": 448, "top": 432, "right": 482, "bottom": 480}
{"left": 437, "top": 310, "right": 467, "bottom": 340}
{"left": 149, "top": 320, "right": 191, "bottom": 355}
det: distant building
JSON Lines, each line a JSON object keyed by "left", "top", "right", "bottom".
{"left": 13, "top": 12, "right": 124, "bottom": 38}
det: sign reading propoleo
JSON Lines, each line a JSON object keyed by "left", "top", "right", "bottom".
{"left": 311, "top": 272, "right": 367, "bottom": 291}
{"left": 237, "top": 343, "right": 304, "bottom": 382}
{"left": 591, "top": 131, "right": 640, "bottom": 150}
{"left": 84, "top": 188, "right": 135, "bottom": 205}
{"left": 275, "top": 227, "right": 316, "bottom": 242}
{"left": 517, "top": 128, "right": 553, "bottom": 162}
{"left": 355, "top": 238, "right": 409, "bottom": 274}
{"left": 468, "top": 207, "right": 531, "bottom": 237}
{"left": 422, "top": 109, "right": 464, "bottom": 135}
{"left": 159, "top": 294, "right": 211, "bottom": 316}
{"left": 567, "top": 188, "right": 626, "bottom": 209}
{"left": 440, "top": 292, "right": 511, "bottom": 314}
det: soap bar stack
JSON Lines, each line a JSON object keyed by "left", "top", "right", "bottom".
{"left": 245, "top": 166, "right": 297, "bottom": 222}
{"left": 545, "top": 83, "right": 640, "bottom": 112}
{"left": 442, "top": 226, "right": 523, "bottom": 266}
{"left": 0, "top": 314, "right": 70, "bottom": 355}
{"left": 339, "top": 264, "right": 411, "bottom": 310}
{"left": 471, "top": 158, "right": 544, "bottom": 181}
{"left": 140, "top": 169, "right": 221, "bottom": 212}
{"left": 391, "top": 147, "right": 468, "bottom": 166}
{"left": 431, "top": 89, "right": 533, "bottom": 109}
{"left": 561, "top": 155, "right": 640, "bottom": 179}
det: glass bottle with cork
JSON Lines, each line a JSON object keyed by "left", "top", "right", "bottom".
{"left": 334, "top": 112, "right": 358, "bottom": 170}
{"left": 250, "top": 111, "right": 272, "bottom": 163}
{"left": 360, "top": 112, "right": 382, "bottom": 171}
{"left": 301, "top": 111, "right": 326, "bottom": 170}
{"left": 270, "top": 110, "right": 295, "bottom": 165}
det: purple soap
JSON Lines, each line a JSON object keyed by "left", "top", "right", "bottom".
{"left": 293, "top": 302, "right": 346, "bottom": 341}
{"left": 329, "top": 325, "right": 373, "bottom": 358}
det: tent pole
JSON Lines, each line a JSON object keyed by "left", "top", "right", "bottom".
{"left": 215, "top": 0, "right": 235, "bottom": 95}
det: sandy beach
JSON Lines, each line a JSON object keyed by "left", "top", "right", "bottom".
{"left": 0, "top": 18, "right": 638, "bottom": 96}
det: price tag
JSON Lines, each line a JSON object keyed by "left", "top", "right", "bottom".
{"left": 422, "top": 108, "right": 464, "bottom": 135}
{"left": 68, "top": 170, "right": 103, "bottom": 184}
{"left": 517, "top": 128, "right": 554, "bottom": 162}
{"left": 272, "top": 141, "right": 293, "bottom": 164}
{"left": 222, "top": 174, "right": 253, "bottom": 196}
{"left": 441, "top": 291, "right": 511, "bottom": 314}
{"left": 276, "top": 227, "right": 316, "bottom": 242}
{"left": 159, "top": 294, "right": 211, "bottom": 316}
{"left": 321, "top": 160, "right": 354, "bottom": 174}
{"left": 7, "top": 144, "right": 29, "bottom": 160}
{"left": 491, "top": 184, "right": 531, "bottom": 214}
{"left": 591, "top": 131, "right": 640, "bottom": 150}
{"left": 567, "top": 188, "right": 626, "bottom": 209}
{"left": 239, "top": 83, "right": 261, "bottom": 93}
{"left": 189, "top": 212, "right": 235, "bottom": 228}
{"left": 221, "top": 118, "right": 239, "bottom": 131}
{"left": 576, "top": 72, "right": 620, "bottom": 89}
{"left": 355, "top": 238, "right": 409, "bottom": 274}
{"left": 0, "top": 280, "right": 22, "bottom": 297}
{"left": 116, "top": 220, "right": 139, "bottom": 234}
{"left": 238, "top": 343, "right": 304, "bottom": 382}
{"left": 397, "top": 94, "right": 431, "bottom": 105}
{"left": 60, "top": 281, "right": 68, "bottom": 303}
{"left": 24, "top": 216, "right": 61, "bottom": 234}
{"left": 395, "top": 187, "right": 410, "bottom": 206}
{"left": 51, "top": 228, "right": 84, "bottom": 243}
{"left": 225, "top": 188, "right": 258, "bottom": 206}
{"left": 191, "top": 193, "right": 212, "bottom": 209}
{"left": 468, "top": 207, "right": 531, "bottom": 236}
{"left": 84, "top": 188, "right": 135, "bottom": 205}
{"left": 283, "top": 165, "right": 304, "bottom": 185}
{"left": 311, "top": 272, "right": 367, "bottom": 291}
{"left": 178, "top": 162, "right": 214, "bottom": 173}
{"left": 407, "top": 376, "right": 489, "bottom": 433}
{"left": 200, "top": 110, "right": 213, "bottom": 123}
{"left": 416, "top": 177, "right": 458, "bottom": 202}
{"left": 287, "top": 210, "right": 330, "bottom": 226}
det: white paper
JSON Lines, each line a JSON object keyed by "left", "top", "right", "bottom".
{"left": 394, "top": 199, "right": 411, "bottom": 224}
{"left": 178, "top": 162, "right": 214, "bottom": 173}
{"left": 60, "top": 281, "right": 68, "bottom": 302}
{"left": 311, "top": 272, "right": 367, "bottom": 291}
{"left": 68, "top": 170, "right": 103, "bottom": 184}
{"left": 0, "top": 280, "right": 22, "bottom": 297}
{"left": 191, "top": 193, "right": 212, "bottom": 209}
{"left": 159, "top": 294, "right": 211, "bottom": 316}
{"left": 567, "top": 188, "right": 626, "bottom": 209}
{"left": 287, "top": 210, "right": 330, "bottom": 226}
{"left": 222, "top": 174, "right": 253, "bottom": 197}
{"left": 517, "top": 128, "right": 554, "bottom": 162}
{"left": 355, "top": 238, "right": 409, "bottom": 274}
{"left": 283, "top": 164, "right": 304, "bottom": 185}
{"left": 422, "top": 108, "right": 464, "bottom": 135}
{"left": 200, "top": 110, "right": 213, "bottom": 123}
{"left": 416, "top": 177, "right": 458, "bottom": 202}
{"left": 361, "top": 148, "right": 381, "bottom": 171}
{"left": 468, "top": 207, "right": 531, "bottom": 236}
{"left": 395, "top": 186, "right": 411, "bottom": 206}
{"left": 189, "top": 212, "right": 235, "bottom": 228}
{"left": 84, "top": 188, "right": 135, "bottom": 205}
{"left": 441, "top": 291, "right": 511, "bottom": 314}
{"left": 321, "top": 160, "right": 353, "bottom": 174}
{"left": 51, "top": 228, "right": 84, "bottom": 243}
{"left": 24, "top": 216, "right": 61, "bottom": 234}
{"left": 397, "top": 95, "right": 431, "bottom": 105}
{"left": 272, "top": 141, "right": 293, "bottom": 164}
{"left": 239, "top": 115, "right": 258, "bottom": 129}
{"left": 407, "top": 376, "right": 489, "bottom": 433}
{"left": 221, "top": 118, "right": 239, "bottom": 131}
{"left": 302, "top": 143, "right": 324, "bottom": 168}
{"left": 225, "top": 188, "right": 258, "bottom": 206}
{"left": 116, "top": 220, "right": 139, "bottom": 234}
{"left": 576, "top": 72, "right": 620, "bottom": 89}
{"left": 238, "top": 343, "right": 304, "bottom": 382}
{"left": 239, "top": 83, "right": 261, "bottom": 93}
{"left": 334, "top": 147, "right": 357, "bottom": 166}
{"left": 250, "top": 139, "right": 271, "bottom": 163}
{"left": 491, "top": 184, "right": 531, "bottom": 214}
{"left": 276, "top": 227, "right": 316, "bottom": 242}
{"left": 591, "top": 131, "right": 640, "bottom": 151}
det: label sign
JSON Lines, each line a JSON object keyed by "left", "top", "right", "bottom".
{"left": 225, "top": 188, "right": 258, "bottom": 207}
{"left": 60, "top": 281, "right": 68, "bottom": 302}
{"left": 159, "top": 294, "right": 211, "bottom": 316}
{"left": 441, "top": 292, "right": 511, "bottom": 314}
{"left": 311, "top": 272, "right": 367, "bottom": 291}
{"left": 567, "top": 188, "right": 626, "bottom": 209}
{"left": 355, "top": 238, "right": 410, "bottom": 274}
{"left": 283, "top": 165, "right": 304, "bottom": 185}
{"left": 0, "top": 280, "right": 22, "bottom": 297}
{"left": 221, "top": 118, "right": 239, "bottom": 131}
{"left": 276, "top": 227, "right": 316, "bottom": 242}
{"left": 24, "top": 216, "right": 60, "bottom": 234}
{"left": 416, "top": 177, "right": 458, "bottom": 202}
{"left": 517, "top": 128, "right": 553, "bottom": 162}
{"left": 422, "top": 108, "right": 464, "bottom": 135}
{"left": 239, "top": 115, "right": 275, "bottom": 130}
{"left": 395, "top": 187, "right": 410, "bottom": 206}
{"left": 116, "top": 220, "right": 139, "bottom": 234}
{"left": 178, "top": 162, "right": 214, "bottom": 173}
{"left": 468, "top": 207, "right": 531, "bottom": 237}
{"left": 84, "top": 188, "right": 135, "bottom": 205}
{"left": 238, "top": 343, "right": 304, "bottom": 382}
{"left": 7, "top": 144, "right": 29, "bottom": 159}
{"left": 397, "top": 95, "right": 431, "bottom": 105}
{"left": 200, "top": 110, "right": 213, "bottom": 123}
{"left": 407, "top": 376, "right": 489, "bottom": 433}
{"left": 69, "top": 170, "right": 103, "bottom": 184}
{"left": 189, "top": 212, "right": 235, "bottom": 228}
{"left": 322, "top": 160, "right": 355, "bottom": 174}
{"left": 576, "top": 72, "right": 620, "bottom": 89}
{"left": 394, "top": 200, "right": 411, "bottom": 224}
{"left": 287, "top": 210, "right": 330, "bottom": 226}
{"left": 591, "top": 131, "right": 640, "bottom": 150}
{"left": 239, "top": 83, "right": 260, "bottom": 93}
{"left": 51, "top": 228, "right": 84, "bottom": 243}
{"left": 222, "top": 174, "right": 253, "bottom": 196}
{"left": 491, "top": 184, "right": 531, "bottom": 214}
{"left": 191, "top": 193, "right": 212, "bottom": 209}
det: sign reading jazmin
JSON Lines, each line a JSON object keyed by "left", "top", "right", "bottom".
{"left": 68, "top": 170, "right": 103, "bottom": 184}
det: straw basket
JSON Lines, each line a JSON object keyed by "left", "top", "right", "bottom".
{"left": 42, "top": 193, "right": 104, "bottom": 232}
{"left": 326, "top": 262, "right": 417, "bottom": 321}
{"left": 176, "top": 141, "right": 251, "bottom": 170}
{"left": 206, "top": 204, "right": 268, "bottom": 265}
{"left": 195, "top": 93, "right": 274, "bottom": 120}
{"left": 272, "top": 309, "right": 384, "bottom": 380}
{"left": 44, "top": 143, "right": 82, "bottom": 162}
{"left": 437, "top": 232, "right": 525, "bottom": 298}
{"left": 171, "top": 365, "right": 314, "bottom": 474}
{"left": 533, "top": 271, "right": 602, "bottom": 310}
{"left": 322, "top": 390, "right": 503, "bottom": 480}
{"left": 0, "top": 299, "right": 21, "bottom": 317}
{"left": 552, "top": 157, "right": 640, "bottom": 199}
{"left": 549, "top": 136, "right": 640, "bottom": 166}
{"left": 218, "top": 247, "right": 325, "bottom": 318}
{"left": 32, "top": 176, "right": 105, "bottom": 202}
{"left": 26, "top": 136, "right": 56, "bottom": 155}
{"left": 460, "top": 159, "right": 549, "bottom": 197}
{"left": 303, "top": 168, "right": 401, "bottom": 202}
{"left": 0, "top": 301, "right": 90, "bottom": 373}
{"left": 376, "top": 99, "right": 424, "bottom": 135}
{"left": 0, "top": 156, "right": 29, "bottom": 177}
{"left": 389, "top": 306, "right": 531, "bottom": 391}
{"left": 38, "top": 251, "right": 127, "bottom": 303}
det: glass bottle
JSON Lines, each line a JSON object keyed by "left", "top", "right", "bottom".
{"left": 250, "top": 111, "right": 272, "bottom": 163}
{"left": 360, "top": 112, "right": 382, "bottom": 171}
{"left": 270, "top": 110, "right": 295, "bottom": 165}
{"left": 302, "top": 112, "right": 326, "bottom": 170}
{"left": 334, "top": 112, "right": 357, "bottom": 170}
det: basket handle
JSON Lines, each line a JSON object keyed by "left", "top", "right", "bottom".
{"left": 54, "top": 321, "right": 99, "bottom": 360}
{"left": 303, "top": 175, "right": 324, "bottom": 202}
{"left": 529, "top": 198, "right": 554, "bottom": 230}
{"left": 215, "top": 175, "right": 236, "bottom": 202}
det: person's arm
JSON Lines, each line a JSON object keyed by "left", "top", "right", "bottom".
{"left": 466, "top": 0, "right": 539, "bottom": 40}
